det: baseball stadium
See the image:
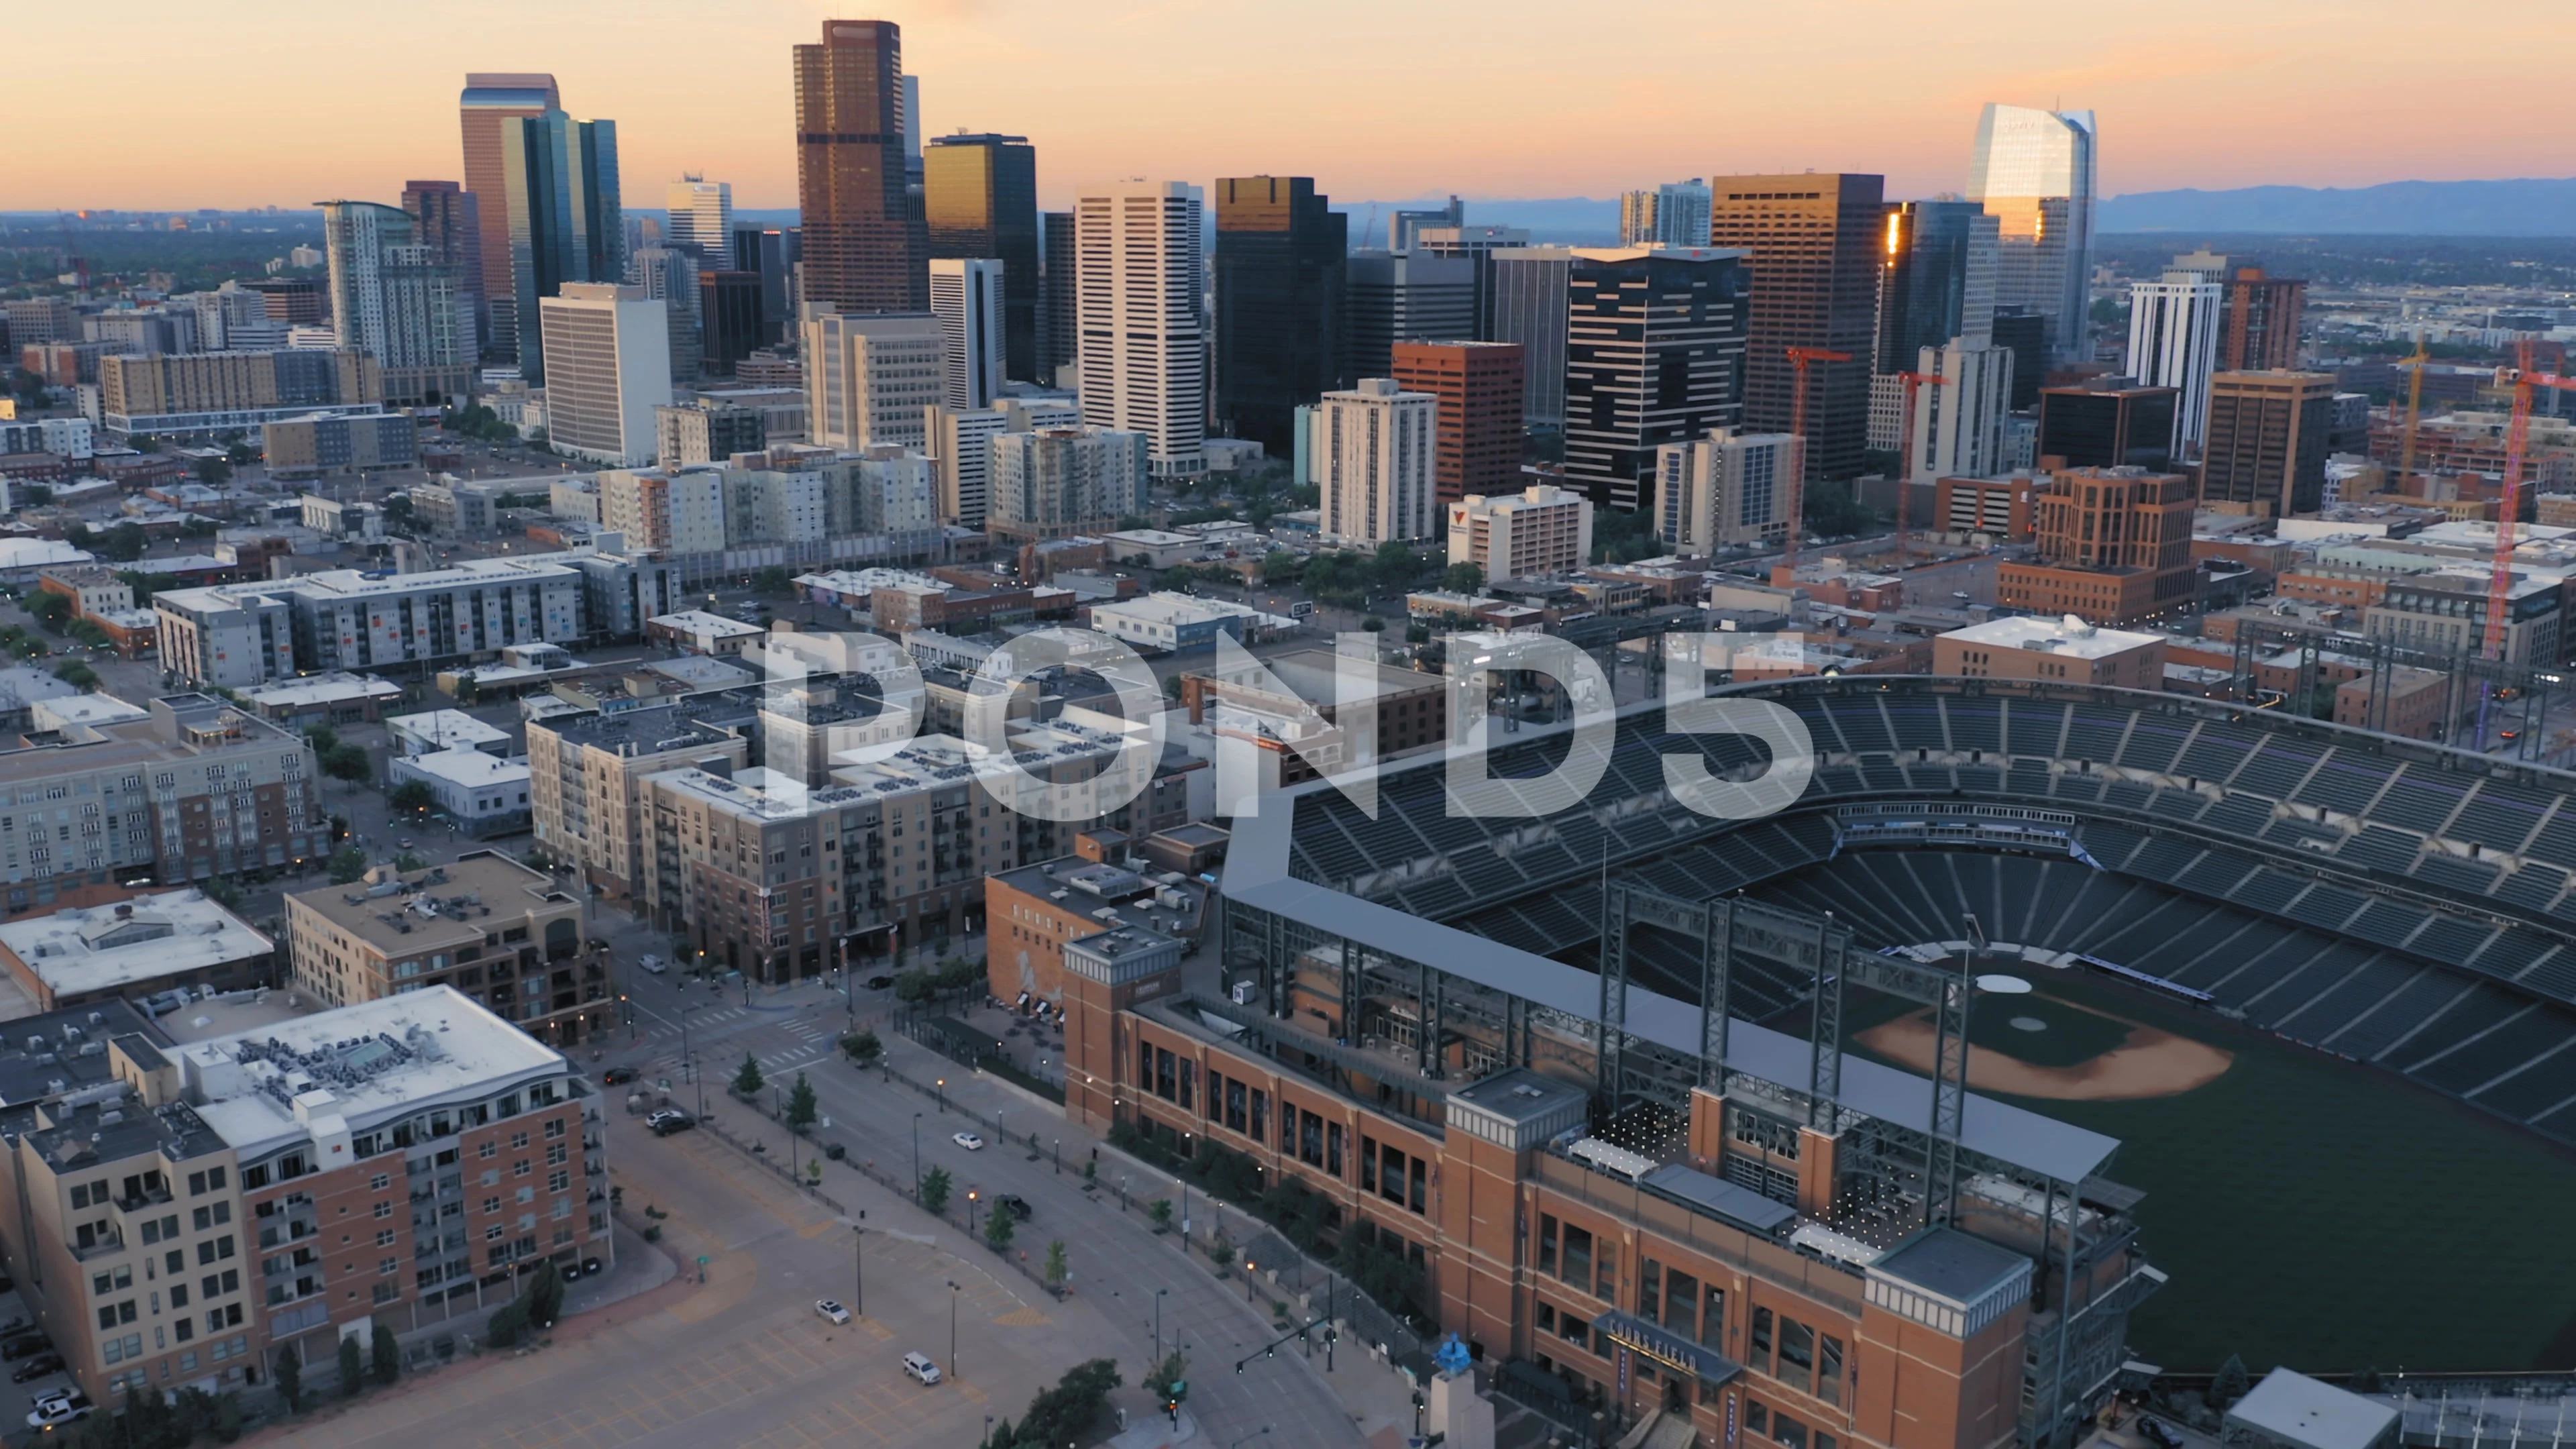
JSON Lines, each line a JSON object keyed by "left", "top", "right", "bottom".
{"left": 1210, "top": 672, "right": 2576, "bottom": 1389}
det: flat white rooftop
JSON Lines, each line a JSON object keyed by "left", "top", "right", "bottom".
{"left": 1090, "top": 592, "right": 1284, "bottom": 628}
{"left": 649, "top": 610, "right": 765, "bottom": 638}
{"left": 30, "top": 694, "right": 150, "bottom": 730}
{"left": 394, "top": 747, "right": 530, "bottom": 790}
{"left": 0, "top": 889, "right": 272, "bottom": 1000}
{"left": 387, "top": 708, "right": 511, "bottom": 751}
{"left": 1938, "top": 614, "right": 2162, "bottom": 660}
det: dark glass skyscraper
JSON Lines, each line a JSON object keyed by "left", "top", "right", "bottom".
{"left": 497, "top": 111, "right": 621, "bottom": 381}
{"left": 1876, "top": 199, "right": 1997, "bottom": 371}
{"left": 1038, "top": 211, "right": 1075, "bottom": 384}
{"left": 401, "top": 180, "right": 483, "bottom": 350}
{"left": 795, "top": 20, "right": 927, "bottom": 312}
{"left": 458, "top": 72, "right": 556, "bottom": 362}
{"left": 1561, "top": 247, "right": 1751, "bottom": 512}
{"left": 924, "top": 133, "right": 1038, "bottom": 382}
{"left": 1213, "top": 176, "right": 1345, "bottom": 452}
{"left": 1709, "top": 173, "right": 1884, "bottom": 484}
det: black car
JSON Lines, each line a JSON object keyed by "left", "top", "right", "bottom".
{"left": 602, "top": 1066, "right": 641, "bottom": 1085}
{"left": 11, "top": 1354, "right": 62, "bottom": 1383}
{"left": 0, "top": 1337, "right": 47, "bottom": 1362}
{"left": 864, "top": 975, "right": 894, "bottom": 991}
{"left": 995, "top": 1194, "right": 1033, "bottom": 1223}
{"left": 2138, "top": 1417, "right": 2184, "bottom": 1449}
{"left": 823, "top": 1142, "right": 847, "bottom": 1161}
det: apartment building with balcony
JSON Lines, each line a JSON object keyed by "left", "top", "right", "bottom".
{"left": 525, "top": 698, "right": 755, "bottom": 900}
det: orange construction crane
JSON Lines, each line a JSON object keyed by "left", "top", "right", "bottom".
{"left": 1889, "top": 370, "right": 1952, "bottom": 573}
{"left": 1779, "top": 346, "right": 1851, "bottom": 578}
{"left": 2396, "top": 334, "right": 2430, "bottom": 490}
{"left": 2483, "top": 347, "right": 2576, "bottom": 663}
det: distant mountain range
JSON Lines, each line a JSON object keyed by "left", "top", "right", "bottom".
{"left": 2098, "top": 177, "right": 2576, "bottom": 235}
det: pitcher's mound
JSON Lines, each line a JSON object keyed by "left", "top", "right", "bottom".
{"left": 1857, "top": 993, "right": 2233, "bottom": 1101}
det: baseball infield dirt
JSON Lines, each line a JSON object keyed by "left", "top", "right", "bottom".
{"left": 1856, "top": 996, "right": 2234, "bottom": 1101}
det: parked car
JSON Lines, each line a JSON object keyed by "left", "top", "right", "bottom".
{"left": 864, "top": 975, "right": 894, "bottom": 991}
{"left": 995, "top": 1194, "right": 1032, "bottom": 1223}
{"left": 602, "top": 1066, "right": 641, "bottom": 1085}
{"left": 815, "top": 1299, "right": 851, "bottom": 1326}
{"left": 580, "top": 1258, "right": 600, "bottom": 1278}
{"left": 26, "top": 1391, "right": 91, "bottom": 1429}
{"left": 9, "top": 1355, "right": 62, "bottom": 1383}
{"left": 647, "top": 1109, "right": 695, "bottom": 1136}
{"left": 902, "top": 1352, "right": 943, "bottom": 1385}
{"left": 822, "top": 1142, "right": 847, "bottom": 1161}
{"left": 951, "top": 1132, "right": 985, "bottom": 1151}
{"left": 1, "top": 1338, "right": 50, "bottom": 1362}
{"left": 2138, "top": 1417, "right": 2183, "bottom": 1449}
{"left": 639, "top": 955, "right": 666, "bottom": 975}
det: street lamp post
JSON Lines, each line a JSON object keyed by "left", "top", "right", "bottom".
{"left": 911, "top": 1113, "right": 923, "bottom": 1197}
{"left": 945, "top": 1280, "right": 960, "bottom": 1380}
{"left": 852, "top": 1222, "right": 865, "bottom": 1318}
{"left": 1153, "top": 1287, "right": 1167, "bottom": 1360}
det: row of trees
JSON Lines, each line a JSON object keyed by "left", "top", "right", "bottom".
{"left": 975, "top": 1358, "right": 1121, "bottom": 1448}
{"left": 53, "top": 1385, "right": 250, "bottom": 1447}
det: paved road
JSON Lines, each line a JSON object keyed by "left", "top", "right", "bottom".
{"left": 597, "top": 979, "right": 1398, "bottom": 1447}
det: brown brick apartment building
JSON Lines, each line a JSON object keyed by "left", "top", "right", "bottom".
{"left": 1997, "top": 467, "right": 2196, "bottom": 625}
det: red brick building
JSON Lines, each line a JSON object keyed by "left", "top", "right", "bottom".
{"left": 1393, "top": 340, "right": 1525, "bottom": 504}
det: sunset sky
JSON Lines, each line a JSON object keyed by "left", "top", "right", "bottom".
{"left": 11, "top": 0, "right": 2564, "bottom": 213}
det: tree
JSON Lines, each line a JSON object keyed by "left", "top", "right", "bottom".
{"left": 17, "top": 484, "right": 51, "bottom": 507}
{"left": 225, "top": 442, "right": 259, "bottom": 467}
{"left": 1043, "top": 1239, "right": 1068, "bottom": 1289}
{"left": 389, "top": 780, "right": 437, "bottom": 816}
{"left": 752, "top": 566, "right": 793, "bottom": 594}
{"left": 528, "top": 1263, "right": 564, "bottom": 1328}
{"left": 326, "top": 846, "right": 368, "bottom": 884}
{"left": 305, "top": 724, "right": 339, "bottom": 754}
{"left": 839, "top": 1028, "right": 882, "bottom": 1066}
{"left": 983, "top": 1201, "right": 1016, "bottom": 1252}
{"left": 379, "top": 494, "right": 417, "bottom": 533}
{"left": 1360, "top": 614, "right": 1385, "bottom": 633}
{"left": 932, "top": 955, "right": 981, "bottom": 998}
{"left": 52, "top": 660, "right": 98, "bottom": 690}
{"left": 451, "top": 675, "right": 482, "bottom": 706}
{"left": 1011, "top": 1358, "right": 1122, "bottom": 1446}
{"left": 393, "top": 851, "right": 427, "bottom": 873}
{"left": 920, "top": 1165, "right": 952, "bottom": 1214}
{"left": 1142, "top": 1350, "right": 1188, "bottom": 1407}
{"left": 893, "top": 969, "right": 937, "bottom": 1005}
{"left": 979, "top": 1417, "right": 1016, "bottom": 1449}
{"left": 371, "top": 1322, "right": 399, "bottom": 1385}
{"left": 338, "top": 1332, "right": 365, "bottom": 1397}
{"left": 1442, "top": 561, "right": 1484, "bottom": 594}
{"left": 274, "top": 1342, "right": 305, "bottom": 1413}
{"left": 786, "top": 1071, "right": 817, "bottom": 1131}
{"left": 97, "top": 521, "right": 149, "bottom": 561}
{"left": 2212, "top": 1354, "right": 2251, "bottom": 1410}
{"left": 733, "top": 1051, "right": 764, "bottom": 1097}
{"left": 195, "top": 455, "right": 234, "bottom": 486}
{"left": 1146, "top": 1199, "right": 1174, "bottom": 1233}
{"left": 1371, "top": 538, "right": 1420, "bottom": 588}
{"left": 25, "top": 589, "right": 70, "bottom": 629}
{"left": 321, "top": 741, "right": 371, "bottom": 782}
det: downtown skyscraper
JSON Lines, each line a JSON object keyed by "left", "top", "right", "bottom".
{"left": 317, "top": 200, "right": 472, "bottom": 405}
{"left": 1968, "top": 103, "right": 2098, "bottom": 364}
{"left": 458, "top": 72, "right": 620, "bottom": 378}
{"left": 925, "top": 132, "right": 1039, "bottom": 382}
{"left": 1560, "top": 247, "right": 1751, "bottom": 513}
{"left": 458, "top": 72, "right": 557, "bottom": 362}
{"left": 1076, "top": 180, "right": 1205, "bottom": 479}
{"left": 1213, "top": 176, "right": 1345, "bottom": 453}
{"left": 795, "top": 20, "right": 928, "bottom": 313}
{"left": 1709, "top": 173, "right": 1885, "bottom": 484}
{"left": 665, "top": 176, "right": 733, "bottom": 268}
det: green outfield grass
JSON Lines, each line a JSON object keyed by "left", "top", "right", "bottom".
{"left": 1843, "top": 971, "right": 2576, "bottom": 1373}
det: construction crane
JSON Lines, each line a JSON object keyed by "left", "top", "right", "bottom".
{"left": 2395, "top": 334, "right": 2430, "bottom": 490}
{"left": 1889, "top": 370, "right": 1952, "bottom": 574}
{"left": 1778, "top": 346, "right": 1851, "bottom": 580}
{"left": 2474, "top": 345, "right": 2576, "bottom": 749}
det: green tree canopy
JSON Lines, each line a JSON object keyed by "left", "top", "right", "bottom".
{"left": 733, "top": 1051, "right": 764, "bottom": 1097}
{"left": 920, "top": 1165, "right": 952, "bottom": 1214}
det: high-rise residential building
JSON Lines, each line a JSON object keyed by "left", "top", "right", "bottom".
{"left": 1213, "top": 176, "right": 1346, "bottom": 453}
{"left": 1038, "top": 210, "right": 1076, "bottom": 383}
{"left": 458, "top": 72, "right": 559, "bottom": 361}
{"left": 1560, "top": 246, "right": 1752, "bottom": 512}
{"left": 929, "top": 258, "right": 1005, "bottom": 411}
{"left": 537, "top": 282, "right": 671, "bottom": 466}
{"left": 1709, "top": 173, "right": 1885, "bottom": 485}
{"left": 98, "top": 350, "right": 382, "bottom": 441}
{"left": 1392, "top": 340, "right": 1524, "bottom": 504}
{"left": 1342, "top": 252, "right": 1474, "bottom": 383}
{"left": 2200, "top": 370, "right": 2337, "bottom": 519}
{"left": 1998, "top": 465, "right": 2196, "bottom": 623}
{"left": 599, "top": 468, "right": 728, "bottom": 554}
{"left": 2127, "top": 271, "right": 2224, "bottom": 458}
{"left": 1653, "top": 427, "right": 1799, "bottom": 553}
{"left": 665, "top": 175, "right": 733, "bottom": 268}
{"left": 492, "top": 107, "right": 623, "bottom": 379}
{"left": 697, "top": 271, "right": 764, "bottom": 376}
{"left": 316, "top": 201, "right": 471, "bottom": 405}
{"left": 1414, "top": 224, "right": 1532, "bottom": 341}
{"left": 1075, "top": 179, "right": 1205, "bottom": 478}
{"left": 2036, "top": 383, "right": 2179, "bottom": 473}
{"left": 1876, "top": 200, "right": 2000, "bottom": 372}
{"left": 1968, "top": 103, "right": 2098, "bottom": 364}
{"left": 1906, "top": 339, "right": 2017, "bottom": 482}
{"left": 924, "top": 133, "right": 1039, "bottom": 382}
{"left": 1447, "top": 482, "right": 1592, "bottom": 582}
{"left": 794, "top": 20, "right": 927, "bottom": 312}
{"left": 631, "top": 246, "right": 702, "bottom": 382}
{"left": 1619, "top": 179, "right": 1714, "bottom": 247}
{"left": 988, "top": 426, "right": 1150, "bottom": 541}
{"left": 1318, "top": 378, "right": 1437, "bottom": 545}
{"left": 802, "top": 305, "right": 941, "bottom": 451}
{"left": 927, "top": 396, "right": 1080, "bottom": 530}
{"left": 2221, "top": 268, "right": 2307, "bottom": 372}
{"left": 400, "top": 180, "right": 484, "bottom": 354}
{"left": 1491, "top": 248, "right": 1575, "bottom": 429}
{"left": 1388, "top": 196, "right": 1463, "bottom": 252}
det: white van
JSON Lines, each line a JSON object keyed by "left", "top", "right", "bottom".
{"left": 902, "top": 1352, "right": 943, "bottom": 1385}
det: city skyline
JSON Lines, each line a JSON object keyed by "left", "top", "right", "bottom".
{"left": 6, "top": 0, "right": 2563, "bottom": 211}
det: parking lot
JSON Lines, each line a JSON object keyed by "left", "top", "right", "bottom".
{"left": 0, "top": 1271, "right": 83, "bottom": 1433}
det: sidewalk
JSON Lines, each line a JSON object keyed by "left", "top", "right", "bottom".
{"left": 866, "top": 1018, "right": 1432, "bottom": 1445}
